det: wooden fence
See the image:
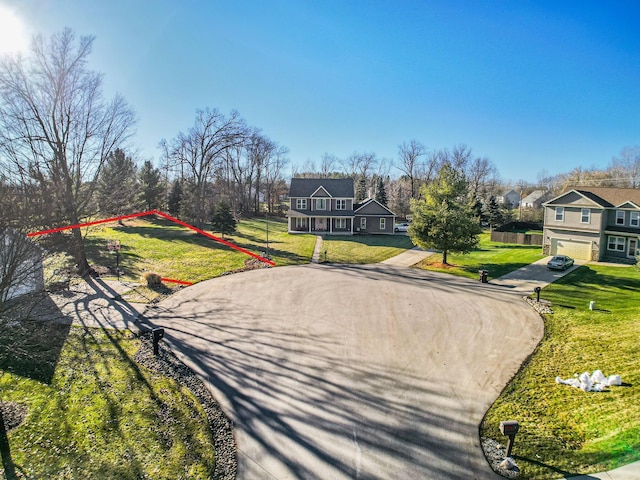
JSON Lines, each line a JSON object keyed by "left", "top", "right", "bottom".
{"left": 490, "top": 231, "right": 543, "bottom": 246}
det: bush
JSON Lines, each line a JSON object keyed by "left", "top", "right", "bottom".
{"left": 141, "top": 272, "right": 162, "bottom": 287}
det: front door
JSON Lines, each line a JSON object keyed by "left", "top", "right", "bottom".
{"left": 628, "top": 239, "right": 638, "bottom": 258}
{"left": 316, "top": 218, "right": 327, "bottom": 231}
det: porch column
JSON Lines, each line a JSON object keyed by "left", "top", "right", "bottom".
{"left": 308, "top": 218, "right": 311, "bottom": 233}
{"left": 330, "top": 217, "right": 333, "bottom": 233}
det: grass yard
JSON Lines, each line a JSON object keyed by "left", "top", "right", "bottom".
{"left": 321, "top": 234, "right": 414, "bottom": 264}
{"left": 414, "top": 233, "right": 544, "bottom": 279}
{"left": 0, "top": 322, "right": 215, "bottom": 479}
{"left": 77, "top": 216, "right": 315, "bottom": 286}
{"left": 481, "top": 265, "right": 640, "bottom": 479}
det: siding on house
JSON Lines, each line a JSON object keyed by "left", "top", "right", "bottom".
{"left": 542, "top": 188, "right": 640, "bottom": 261}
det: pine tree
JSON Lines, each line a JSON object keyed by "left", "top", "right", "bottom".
{"left": 482, "top": 196, "right": 505, "bottom": 230}
{"left": 167, "top": 180, "right": 183, "bottom": 216}
{"left": 138, "top": 161, "right": 165, "bottom": 211}
{"left": 375, "top": 176, "right": 388, "bottom": 206}
{"left": 210, "top": 201, "right": 237, "bottom": 238}
{"left": 355, "top": 176, "right": 367, "bottom": 202}
{"left": 96, "top": 149, "right": 139, "bottom": 217}
{"left": 409, "top": 163, "right": 481, "bottom": 264}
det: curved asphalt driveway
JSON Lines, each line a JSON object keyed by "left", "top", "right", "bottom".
{"left": 142, "top": 264, "right": 543, "bottom": 479}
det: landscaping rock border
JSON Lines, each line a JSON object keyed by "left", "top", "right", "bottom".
{"left": 481, "top": 437, "right": 520, "bottom": 478}
{"left": 524, "top": 296, "right": 553, "bottom": 314}
{"left": 134, "top": 332, "right": 237, "bottom": 480}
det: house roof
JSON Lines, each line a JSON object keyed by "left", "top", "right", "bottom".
{"left": 289, "top": 178, "right": 354, "bottom": 198}
{"left": 521, "top": 190, "right": 547, "bottom": 203}
{"left": 354, "top": 198, "right": 396, "bottom": 216}
{"left": 558, "top": 187, "right": 640, "bottom": 208}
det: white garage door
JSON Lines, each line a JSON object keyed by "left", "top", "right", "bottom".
{"left": 551, "top": 239, "right": 591, "bottom": 260}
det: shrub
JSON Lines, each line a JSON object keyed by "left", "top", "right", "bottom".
{"left": 141, "top": 272, "right": 162, "bottom": 287}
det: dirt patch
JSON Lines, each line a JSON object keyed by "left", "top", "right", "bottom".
{"left": 221, "top": 257, "right": 272, "bottom": 276}
{"left": 1, "top": 401, "right": 28, "bottom": 432}
{"left": 426, "top": 261, "right": 457, "bottom": 269}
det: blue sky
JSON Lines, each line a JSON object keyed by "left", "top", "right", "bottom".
{"left": 3, "top": 0, "right": 640, "bottom": 183}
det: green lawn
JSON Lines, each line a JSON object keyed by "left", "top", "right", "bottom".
{"left": 321, "top": 234, "right": 415, "bottom": 264}
{"left": 0, "top": 322, "right": 215, "bottom": 479}
{"left": 414, "top": 233, "right": 544, "bottom": 279}
{"left": 79, "top": 216, "right": 315, "bottom": 285}
{"left": 481, "top": 265, "right": 640, "bottom": 479}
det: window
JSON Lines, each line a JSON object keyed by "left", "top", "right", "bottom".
{"left": 336, "top": 199, "right": 346, "bottom": 210}
{"left": 631, "top": 211, "right": 639, "bottom": 227}
{"left": 295, "top": 218, "right": 307, "bottom": 229}
{"left": 336, "top": 218, "right": 346, "bottom": 229}
{"left": 555, "top": 207, "right": 564, "bottom": 222}
{"left": 616, "top": 211, "right": 625, "bottom": 225}
{"left": 315, "top": 198, "right": 326, "bottom": 210}
{"left": 296, "top": 199, "right": 307, "bottom": 209}
{"left": 581, "top": 208, "right": 590, "bottom": 224}
{"left": 380, "top": 218, "right": 386, "bottom": 230}
{"left": 360, "top": 217, "right": 366, "bottom": 229}
{"left": 608, "top": 236, "right": 625, "bottom": 251}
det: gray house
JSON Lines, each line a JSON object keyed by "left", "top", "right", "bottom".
{"left": 521, "top": 190, "right": 550, "bottom": 209}
{"left": 498, "top": 189, "right": 520, "bottom": 208}
{"left": 287, "top": 178, "right": 396, "bottom": 235}
{"left": 542, "top": 187, "right": 640, "bottom": 261}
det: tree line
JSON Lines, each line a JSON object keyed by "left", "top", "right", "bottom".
{"left": 1, "top": 28, "right": 638, "bottom": 279}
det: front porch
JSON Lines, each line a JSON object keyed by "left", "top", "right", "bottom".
{"left": 288, "top": 216, "right": 354, "bottom": 234}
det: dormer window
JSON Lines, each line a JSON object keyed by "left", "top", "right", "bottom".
{"left": 616, "top": 211, "right": 625, "bottom": 225}
{"left": 315, "top": 198, "right": 327, "bottom": 210}
{"left": 296, "top": 199, "right": 307, "bottom": 210}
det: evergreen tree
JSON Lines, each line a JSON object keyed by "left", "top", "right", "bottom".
{"left": 355, "top": 176, "right": 367, "bottom": 202}
{"left": 375, "top": 176, "right": 388, "bottom": 206}
{"left": 96, "top": 149, "right": 139, "bottom": 217}
{"left": 167, "top": 180, "right": 183, "bottom": 216}
{"left": 482, "top": 196, "right": 505, "bottom": 230}
{"left": 138, "top": 161, "right": 165, "bottom": 211}
{"left": 409, "top": 163, "right": 481, "bottom": 264}
{"left": 210, "top": 201, "right": 237, "bottom": 238}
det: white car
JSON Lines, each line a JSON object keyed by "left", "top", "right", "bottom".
{"left": 547, "top": 255, "right": 575, "bottom": 271}
{"left": 394, "top": 222, "right": 410, "bottom": 233}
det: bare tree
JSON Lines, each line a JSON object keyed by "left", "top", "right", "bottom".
{"left": 449, "top": 144, "right": 473, "bottom": 172}
{"left": 397, "top": 140, "right": 425, "bottom": 199}
{"left": 263, "top": 144, "right": 289, "bottom": 213}
{"left": 0, "top": 29, "right": 135, "bottom": 274}
{"left": 165, "top": 108, "right": 246, "bottom": 227}
{"left": 320, "top": 153, "right": 338, "bottom": 178}
{"left": 466, "top": 156, "right": 496, "bottom": 199}
{"left": 611, "top": 146, "right": 640, "bottom": 187}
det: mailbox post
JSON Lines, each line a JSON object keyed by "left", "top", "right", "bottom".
{"left": 152, "top": 328, "right": 165, "bottom": 356}
{"left": 499, "top": 420, "right": 520, "bottom": 457}
{"left": 534, "top": 286, "right": 541, "bottom": 302}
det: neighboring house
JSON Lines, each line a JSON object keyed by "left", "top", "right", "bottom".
{"left": 1, "top": 228, "right": 45, "bottom": 303}
{"left": 520, "top": 190, "right": 550, "bottom": 209}
{"left": 498, "top": 189, "right": 520, "bottom": 208}
{"left": 287, "top": 178, "right": 396, "bottom": 235}
{"left": 542, "top": 187, "right": 640, "bottom": 262}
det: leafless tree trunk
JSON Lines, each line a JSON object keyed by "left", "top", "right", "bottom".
{"left": 466, "top": 156, "right": 496, "bottom": 199}
{"left": 0, "top": 29, "right": 135, "bottom": 274}
{"left": 397, "top": 140, "right": 425, "bottom": 199}
{"left": 320, "top": 153, "right": 338, "bottom": 178}
{"left": 165, "top": 108, "right": 246, "bottom": 227}
{"left": 611, "top": 146, "right": 640, "bottom": 187}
